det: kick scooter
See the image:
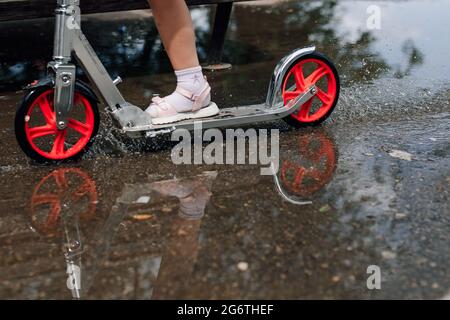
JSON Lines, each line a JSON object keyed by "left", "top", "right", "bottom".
{"left": 14, "top": 0, "right": 340, "bottom": 163}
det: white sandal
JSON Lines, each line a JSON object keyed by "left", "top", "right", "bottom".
{"left": 146, "top": 83, "right": 219, "bottom": 125}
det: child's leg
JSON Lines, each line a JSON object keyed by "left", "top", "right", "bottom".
{"left": 148, "top": 0, "right": 199, "bottom": 70}
{"left": 147, "top": 0, "right": 218, "bottom": 124}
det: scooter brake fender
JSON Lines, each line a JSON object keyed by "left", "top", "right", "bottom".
{"left": 266, "top": 46, "right": 316, "bottom": 108}
{"left": 22, "top": 76, "right": 54, "bottom": 91}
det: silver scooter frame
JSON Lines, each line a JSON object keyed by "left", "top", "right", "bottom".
{"left": 50, "top": 0, "right": 317, "bottom": 136}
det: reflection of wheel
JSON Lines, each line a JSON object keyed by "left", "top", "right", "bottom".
{"left": 15, "top": 86, "right": 100, "bottom": 162}
{"left": 282, "top": 52, "right": 340, "bottom": 126}
{"left": 30, "top": 168, "right": 97, "bottom": 237}
{"left": 280, "top": 131, "right": 337, "bottom": 197}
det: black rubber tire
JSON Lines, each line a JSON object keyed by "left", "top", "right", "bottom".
{"left": 282, "top": 52, "right": 340, "bottom": 128}
{"left": 14, "top": 85, "right": 100, "bottom": 163}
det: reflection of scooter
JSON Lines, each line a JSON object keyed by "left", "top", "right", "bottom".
{"left": 272, "top": 129, "right": 337, "bottom": 205}
{"left": 31, "top": 168, "right": 97, "bottom": 236}
{"left": 14, "top": 0, "right": 340, "bottom": 162}
{"left": 30, "top": 168, "right": 98, "bottom": 298}
{"left": 29, "top": 168, "right": 217, "bottom": 299}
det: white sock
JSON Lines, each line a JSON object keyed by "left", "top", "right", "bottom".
{"left": 164, "top": 66, "right": 210, "bottom": 113}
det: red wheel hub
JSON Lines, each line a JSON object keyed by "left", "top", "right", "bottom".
{"left": 282, "top": 58, "right": 337, "bottom": 123}
{"left": 24, "top": 89, "right": 95, "bottom": 160}
{"left": 30, "top": 168, "right": 97, "bottom": 237}
{"left": 280, "top": 132, "right": 337, "bottom": 196}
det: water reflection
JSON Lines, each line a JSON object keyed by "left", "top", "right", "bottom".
{"left": 30, "top": 168, "right": 97, "bottom": 237}
{"left": 22, "top": 129, "right": 338, "bottom": 299}
{"left": 28, "top": 168, "right": 220, "bottom": 298}
{"left": 0, "top": 0, "right": 429, "bottom": 91}
{"left": 0, "top": 7, "right": 265, "bottom": 91}
{"left": 274, "top": 129, "right": 337, "bottom": 204}
{"left": 239, "top": 0, "right": 424, "bottom": 83}
{"left": 30, "top": 168, "right": 99, "bottom": 298}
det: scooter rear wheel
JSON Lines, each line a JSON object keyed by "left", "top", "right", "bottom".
{"left": 282, "top": 52, "right": 340, "bottom": 127}
{"left": 15, "top": 86, "right": 100, "bottom": 163}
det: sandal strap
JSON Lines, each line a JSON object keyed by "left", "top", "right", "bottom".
{"left": 150, "top": 96, "right": 177, "bottom": 116}
{"left": 176, "top": 83, "right": 211, "bottom": 111}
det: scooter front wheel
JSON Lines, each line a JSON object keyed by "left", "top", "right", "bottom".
{"left": 15, "top": 86, "right": 100, "bottom": 163}
{"left": 282, "top": 52, "right": 340, "bottom": 127}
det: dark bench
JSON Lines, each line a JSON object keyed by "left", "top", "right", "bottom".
{"left": 0, "top": 0, "right": 257, "bottom": 67}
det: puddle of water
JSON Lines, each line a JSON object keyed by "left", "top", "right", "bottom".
{"left": 0, "top": 115, "right": 449, "bottom": 299}
{"left": 335, "top": 0, "right": 450, "bottom": 83}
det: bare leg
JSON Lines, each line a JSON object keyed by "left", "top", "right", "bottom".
{"left": 146, "top": 0, "right": 219, "bottom": 124}
{"left": 148, "top": 0, "right": 199, "bottom": 70}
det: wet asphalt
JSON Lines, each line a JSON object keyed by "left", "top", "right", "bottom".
{"left": 0, "top": 0, "right": 449, "bottom": 299}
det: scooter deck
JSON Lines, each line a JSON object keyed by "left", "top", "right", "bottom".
{"left": 126, "top": 104, "right": 269, "bottom": 132}
{"left": 119, "top": 85, "right": 316, "bottom": 136}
